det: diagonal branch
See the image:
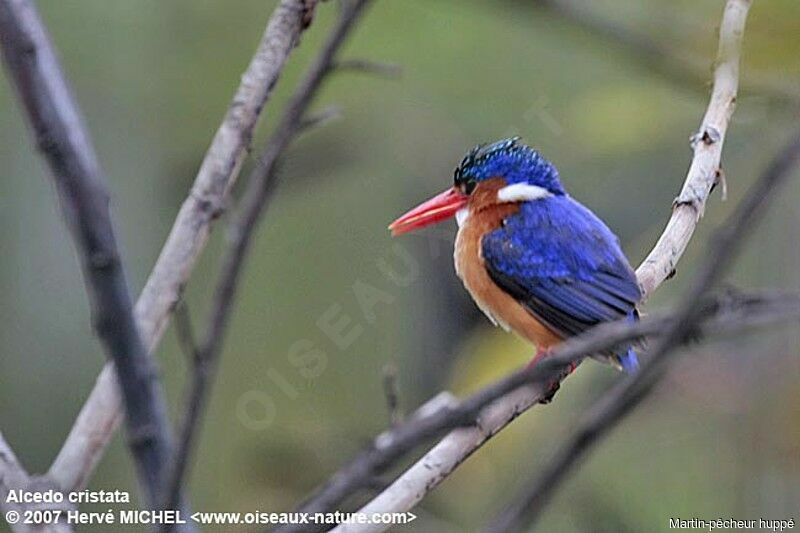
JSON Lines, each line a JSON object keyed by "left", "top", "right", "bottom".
{"left": 0, "top": 0, "right": 176, "bottom": 511}
{"left": 46, "top": 0, "right": 320, "bottom": 495}
{"left": 488, "top": 126, "right": 800, "bottom": 533}
{"left": 163, "top": 0, "right": 377, "bottom": 516}
{"left": 289, "top": 290, "right": 800, "bottom": 533}
{"left": 280, "top": 1, "right": 754, "bottom": 530}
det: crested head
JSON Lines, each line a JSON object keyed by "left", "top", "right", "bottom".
{"left": 453, "top": 137, "right": 564, "bottom": 196}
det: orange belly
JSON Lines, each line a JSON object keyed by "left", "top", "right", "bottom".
{"left": 454, "top": 185, "right": 562, "bottom": 351}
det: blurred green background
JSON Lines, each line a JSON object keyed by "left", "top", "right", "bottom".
{"left": 1, "top": 1, "right": 799, "bottom": 531}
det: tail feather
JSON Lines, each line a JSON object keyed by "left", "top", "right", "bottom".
{"left": 617, "top": 309, "right": 641, "bottom": 374}
{"left": 617, "top": 347, "right": 639, "bottom": 374}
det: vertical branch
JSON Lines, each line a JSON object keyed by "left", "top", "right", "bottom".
{"left": 636, "top": 0, "right": 751, "bottom": 298}
{"left": 47, "top": 0, "right": 320, "bottom": 493}
{"left": 0, "top": 0, "right": 175, "bottom": 510}
{"left": 162, "top": 0, "right": 375, "bottom": 514}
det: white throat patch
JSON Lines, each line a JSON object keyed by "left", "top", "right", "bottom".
{"left": 497, "top": 183, "right": 552, "bottom": 203}
{"left": 455, "top": 207, "right": 470, "bottom": 227}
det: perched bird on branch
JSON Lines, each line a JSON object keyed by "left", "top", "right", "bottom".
{"left": 390, "top": 138, "right": 641, "bottom": 397}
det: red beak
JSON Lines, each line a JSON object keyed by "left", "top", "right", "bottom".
{"left": 389, "top": 187, "right": 468, "bottom": 236}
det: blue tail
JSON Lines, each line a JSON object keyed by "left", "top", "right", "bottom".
{"left": 617, "top": 309, "right": 641, "bottom": 374}
{"left": 618, "top": 347, "right": 639, "bottom": 374}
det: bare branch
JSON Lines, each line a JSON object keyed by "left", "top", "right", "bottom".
{"left": 637, "top": 0, "right": 751, "bottom": 298}
{"left": 0, "top": 433, "right": 24, "bottom": 505}
{"left": 0, "top": 0, "right": 177, "bottom": 511}
{"left": 47, "top": 0, "right": 320, "bottom": 495}
{"left": 288, "top": 291, "right": 800, "bottom": 533}
{"left": 488, "top": 126, "right": 800, "bottom": 533}
{"left": 0, "top": 433, "right": 75, "bottom": 533}
{"left": 0, "top": 433, "right": 73, "bottom": 533}
{"left": 162, "top": 0, "right": 376, "bottom": 515}
{"left": 282, "top": 1, "right": 756, "bottom": 529}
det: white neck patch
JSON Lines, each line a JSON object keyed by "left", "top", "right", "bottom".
{"left": 497, "top": 183, "right": 552, "bottom": 203}
{"left": 455, "top": 207, "right": 470, "bottom": 227}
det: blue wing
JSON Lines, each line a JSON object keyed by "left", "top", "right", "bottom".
{"left": 482, "top": 196, "right": 641, "bottom": 366}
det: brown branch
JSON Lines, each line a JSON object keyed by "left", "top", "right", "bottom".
{"left": 280, "top": 1, "right": 755, "bottom": 530}
{"left": 487, "top": 127, "right": 800, "bottom": 533}
{"left": 162, "top": 0, "right": 376, "bottom": 517}
{"left": 0, "top": 0, "right": 179, "bottom": 513}
{"left": 46, "top": 0, "right": 320, "bottom": 496}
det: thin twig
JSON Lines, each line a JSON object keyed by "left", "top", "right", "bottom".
{"left": 0, "top": 0, "right": 178, "bottom": 512}
{"left": 382, "top": 362, "right": 402, "bottom": 427}
{"left": 488, "top": 127, "right": 800, "bottom": 533}
{"left": 283, "top": 1, "right": 754, "bottom": 529}
{"left": 46, "top": 0, "right": 320, "bottom": 496}
{"left": 162, "top": 0, "right": 376, "bottom": 517}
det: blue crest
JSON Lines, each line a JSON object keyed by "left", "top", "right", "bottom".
{"left": 454, "top": 137, "right": 564, "bottom": 195}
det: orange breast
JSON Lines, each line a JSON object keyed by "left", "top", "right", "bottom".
{"left": 454, "top": 178, "right": 562, "bottom": 351}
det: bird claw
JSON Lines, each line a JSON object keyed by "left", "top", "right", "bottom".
{"left": 534, "top": 359, "right": 577, "bottom": 405}
{"left": 538, "top": 380, "right": 560, "bottom": 404}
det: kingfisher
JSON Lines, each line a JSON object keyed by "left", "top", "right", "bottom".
{"left": 389, "top": 138, "right": 641, "bottom": 388}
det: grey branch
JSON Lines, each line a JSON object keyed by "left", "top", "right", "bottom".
{"left": 287, "top": 290, "right": 800, "bottom": 533}
{"left": 1, "top": 433, "right": 74, "bottom": 533}
{"left": 284, "top": 1, "right": 756, "bottom": 530}
{"left": 162, "top": 0, "right": 376, "bottom": 517}
{"left": 488, "top": 126, "right": 800, "bottom": 533}
{"left": 0, "top": 0, "right": 178, "bottom": 513}
{"left": 45, "top": 0, "right": 320, "bottom": 497}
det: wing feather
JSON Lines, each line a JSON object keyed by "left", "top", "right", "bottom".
{"left": 482, "top": 196, "right": 640, "bottom": 340}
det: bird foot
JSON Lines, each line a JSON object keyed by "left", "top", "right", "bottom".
{"left": 539, "top": 381, "right": 560, "bottom": 404}
{"left": 527, "top": 348, "right": 577, "bottom": 405}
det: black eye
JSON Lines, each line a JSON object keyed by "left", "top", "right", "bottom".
{"left": 462, "top": 179, "right": 476, "bottom": 195}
